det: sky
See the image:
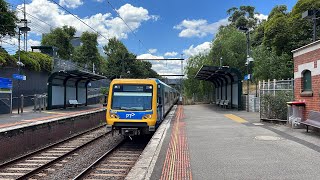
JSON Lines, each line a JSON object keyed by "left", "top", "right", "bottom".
{"left": 3, "top": 0, "right": 298, "bottom": 76}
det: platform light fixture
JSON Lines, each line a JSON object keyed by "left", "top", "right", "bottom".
{"left": 302, "top": 9, "right": 320, "bottom": 42}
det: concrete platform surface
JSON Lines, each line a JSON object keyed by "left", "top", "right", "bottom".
{"left": 134, "top": 104, "right": 320, "bottom": 180}
{"left": 0, "top": 104, "right": 104, "bottom": 131}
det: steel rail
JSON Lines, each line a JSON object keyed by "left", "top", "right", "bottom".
{"left": 72, "top": 139, "right": 126, "bottom": 180}
{"left": 0, "top": 124, "right": 106, "bottom": 169}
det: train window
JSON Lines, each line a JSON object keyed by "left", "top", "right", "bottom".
{"left": 111, "top": 84, "right": 153, "bottom": 110}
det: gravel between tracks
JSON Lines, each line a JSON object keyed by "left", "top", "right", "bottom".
{"left": 36, "top": 132, "right": 124, "bottom": 180}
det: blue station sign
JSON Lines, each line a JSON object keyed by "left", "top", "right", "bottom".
{"left": 13, "top": 74, "right": 26, "bottom": 80}
{"left": 0, "top": 77, "right": 13, "bottom": 89}
{"left": 244, "top": 74, "right": 252, "bottom": 80}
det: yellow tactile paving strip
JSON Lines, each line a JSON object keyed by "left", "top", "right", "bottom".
{"left": 224, "top": 114, "right": 248, "bottom": 123}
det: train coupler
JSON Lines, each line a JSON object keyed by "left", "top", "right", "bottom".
{"left": 121, "top": 128, "right": 139, "bottom": 136}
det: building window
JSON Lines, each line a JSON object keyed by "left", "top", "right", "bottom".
{"left": 303, "top": 70, "right": 312, "bottom": 91}
{"left": 301, "top": 70, "right": 313, "bottom": 97}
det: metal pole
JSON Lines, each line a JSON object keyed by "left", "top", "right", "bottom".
{"left": 21, "top": 94, "right": 24, "bottom": 113}
{"left": 18, "top": 30, "right": 21, "bottom": 114}
{"left": 246, "top": 30, "right": 250, "bottom": 112}
{"left": 313, "top": 13, "right": 317, "bottom": 42}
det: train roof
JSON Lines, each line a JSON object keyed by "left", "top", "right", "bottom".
{"left": 110, "top": 78, "right": 175, "bottom": 89}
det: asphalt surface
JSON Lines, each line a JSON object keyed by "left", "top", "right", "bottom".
{"left": 184, "top": 104, "right": 320, "bottom": 180}
{"left": 0, "top": 104, "right": 103, "bottom": 130}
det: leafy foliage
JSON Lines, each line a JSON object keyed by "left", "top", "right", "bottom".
{"left": 260, "top": 91, "right": 293, "bottom": 120}
{"left": 0, "top": 0, "right": 18, "bottom": 38}
{"left": 227, "top": 6, "right": 258, "bottom": 29}
{"left": 0, "top": 47, "right": 16, "bottom": 67}
{"left": 252, "top": 45, "right": 292, "bottom": 80}
{"left": 13, "top": 51, "right": 52, "bottom": 72}
{"left": 184, "top": 54, "right": 214, "bottom": 99}
{"left": 209, "top": 26, "right": 247, "bottom": 75}
{"left": 72, "top": 31, "right": 101, "bottom": 72}
{"left": 41, "top": 26, "right": 76, "bottom": 60}
{"left": 102, "top": 37, "right": 159, "bottom": 79}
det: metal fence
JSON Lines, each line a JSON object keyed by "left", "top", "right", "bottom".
{"left": 53, "top": 58, "right": 90, "bottom": 72}
{"left": 259, "top": 79, "right": 294, "bottom": 120}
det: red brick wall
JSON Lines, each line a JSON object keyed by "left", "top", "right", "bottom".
{"left": 294, "top": 47, "right": 320, "bottom": 120}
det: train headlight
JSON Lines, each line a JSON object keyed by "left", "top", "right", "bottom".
{"left": 110, "top": 113, "right": 119, "bottom": 119}
{"left": 143, "top": 114, "right": 152, "bottom": 119}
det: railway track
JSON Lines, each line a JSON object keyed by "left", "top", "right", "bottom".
{"left": 0, "top": 125, "right": 108, "bottom": 180}
{"left": 73, "top": 136, "right": 151, "bottom": 180}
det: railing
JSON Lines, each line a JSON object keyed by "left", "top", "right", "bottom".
{"left": 53, "top": 58, "right": 90, "bottom": 72}
{"left": 259, "top": 79, "right": 294, "bottom": 121}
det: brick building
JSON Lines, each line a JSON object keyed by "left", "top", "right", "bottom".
{"left": 292, "top": 40, "right": 320, "bottom": 120}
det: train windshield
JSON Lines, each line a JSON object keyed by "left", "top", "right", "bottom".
{"left": 111, "top": 84, "right": 153, "bottom": 111}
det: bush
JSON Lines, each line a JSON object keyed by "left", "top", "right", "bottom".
{"left": 0, "top": 47, "right": 17, "bottom": 67}
{"left": 260, "top": 91, "right": 293, "bottom": 120}
{"left": 13, "top": 51, "right": 53, "bottom": 72}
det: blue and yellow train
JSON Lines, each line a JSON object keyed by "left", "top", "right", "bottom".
{"left": 106, "top": 79, "right": 179, "bottom": 136}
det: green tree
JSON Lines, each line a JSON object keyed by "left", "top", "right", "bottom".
{"left": 288, "top": 0, "right": 320, "bottom": 49}
{"left": 41, "top": 26, "right": 76, "bottom": 60}
{"left": 184, "top": 54, "right": 213, "bottom": 99}
{"left": 252, "top": 45, "right": 292, "bottom": 80}
{"left": 0, "top": 0, "right": 18, "bottom": 39}
{"left": 103, "top": 37, "right": 159, "bottom": 79}
{"left": 209, "top": 26, "right": 247, "bottom": 75}
{"left": 0, "top": 47, "right": 16, "bottom": 67}
{"left": 263, "top": 5, "right": 291, "bottom": 55}
{"left": 227, "top": 6, "right": 258, "bottom": 29}
{"left": 72, "top": 31, "right": 101, "bottom": 72}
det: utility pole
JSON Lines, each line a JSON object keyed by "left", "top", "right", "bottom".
{"left": 246, "top": 30, "right": 250, "bottom": 112}
{"left": 313, "top": 10, "right": 317, "bottom": 41}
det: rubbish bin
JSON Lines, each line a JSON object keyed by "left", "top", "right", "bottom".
{"left": 287, "top": 101, "right": 305, "bottom": 128}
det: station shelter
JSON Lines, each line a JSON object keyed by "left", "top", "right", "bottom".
{"left": 195, "top": 65, "right": 242, "bottom": 110}
{"left": 47, "top": 70, "right": 107, "bottom": 110}
{"left": 292, "top": 40, "right": 320, "bottom": 120}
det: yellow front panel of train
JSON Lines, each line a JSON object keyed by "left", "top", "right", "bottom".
{"left": 106, "top": 79, "right": 158, "bottom": 126}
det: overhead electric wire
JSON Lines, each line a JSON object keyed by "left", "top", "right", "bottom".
{"left": 15, "top": 7, "right": 56, "bottom": 30}
{"left": 106, "top": 0, "right": 150, "bottom": 53}
{"left": 49, "top": 0, "right": 109, "bottom": 40}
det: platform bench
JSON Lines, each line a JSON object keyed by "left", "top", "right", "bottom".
{"left": 69, "top": 100, "right": 81, "bottom": 107}
{"left": 300, "top": 111, "right": 320, "bottom": 133}
{"left": 219, "top": 100, "right": 225, "bottom": 108}
{"left": 216, "top": 100, "right": 221, "bottom": 106}
{"left": 223, "top": 100, "right": 230, "bottom": 109}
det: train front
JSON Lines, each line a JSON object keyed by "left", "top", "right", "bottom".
{"left": 106, "top": 79, "right": 157, "bottom": 136}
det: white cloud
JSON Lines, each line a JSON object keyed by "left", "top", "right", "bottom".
{"left": 174, "top": 18, "right": 229, "bottom": 38}
{"left": 137, "top": 53, "right": 163, "bottom": 59}
{"left": 164, "top": 51, "right": 178, "bottom": 57}
{"left": 183, "top": 42, "right": 211, "bottom": 57}
{"left": 59, "top": 0, "right": 83, "bottom": 9}
{"left": 148, "top": 49, "right": 157, "bottom": 54}
{"left": 255, "top": 13, "right": 268, "bottom": 23}
{"left": 16, "top": 1, "right": 157, "bottom": 44}
{"left": 137, "top": 53, "right": 183, "bottom": 76}
{"left": 137, "top": 42, "right": 211, "bottom": 76}
{"left": 1, "top": 37, "right": 41, "bottom": 54}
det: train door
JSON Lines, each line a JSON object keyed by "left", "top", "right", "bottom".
{"left": 157, "top": 84, "right": 164, "bottom": 123}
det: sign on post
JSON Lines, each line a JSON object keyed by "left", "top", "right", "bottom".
{"left": 13, "top": 74, "right": 27, "bottom": 80}
{"left": 0, "top": 77, "right": 13, "bottom": 90}
{"left": 244, "top": 74, "right": 251, "bottom": 80}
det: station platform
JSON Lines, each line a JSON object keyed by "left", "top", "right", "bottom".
{"left": 0, "top": 104, "right": 104, "bottom": 131}
{"left": 128, "top": 104, "right": 320, "bottom": 180}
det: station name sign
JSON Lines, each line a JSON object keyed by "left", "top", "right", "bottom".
{"left": 0, "top": 77, "right": 13, "bottom": 93}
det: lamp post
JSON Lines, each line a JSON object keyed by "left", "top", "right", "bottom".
{"left": 17, "top": 26, "right": 30, "bottom": 114}
{"left": 302, "top": 9, "right": 320, "bottom": 42}
{"left": 238, "top": 26, "right": 251, "bottom": 112}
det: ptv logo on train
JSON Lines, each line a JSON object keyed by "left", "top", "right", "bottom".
{"left": 126, "top": 113, "right": 135, "bottom": 118}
